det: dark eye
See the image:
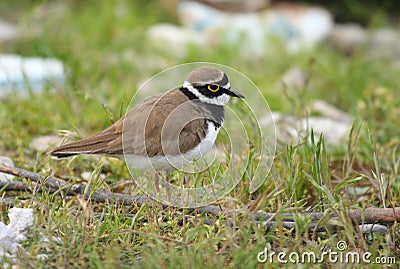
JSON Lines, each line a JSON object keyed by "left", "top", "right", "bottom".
{"left": 208, "top": 84, "right": 220, "bottom": 92}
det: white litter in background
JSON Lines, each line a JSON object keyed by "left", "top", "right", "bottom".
{"left": 0, "top": 208, "right": 34, "bottom": 261}
{"left": 177, "top": 1, "right": 333, "bottom": 53}
{"left": 0, "top": 54, "right": 66, "bottom": 97}
{"left": 0, "top": 208, "right": 63, "bottom": 265}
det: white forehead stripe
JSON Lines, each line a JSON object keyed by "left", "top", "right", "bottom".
{"left": 183, "top": 81, "right": 194, "bottom": 89}
{"left": 183, "top": 81, "right": 230, "bottom": 89}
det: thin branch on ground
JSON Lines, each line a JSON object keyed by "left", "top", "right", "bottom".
{"left": 0, "top": 164, "right": 221, "bottom": 215}
{"left": 0, "top": 181, "right": 32, "bottom": 192}
{"left": 0, "top": 164, "right": 399, "bottom": 233}
{"left": 255, "top": 208, "right": 400, "bottom": 224}
{"left": 0, "top": 197, "right": 18, "bottom": 207}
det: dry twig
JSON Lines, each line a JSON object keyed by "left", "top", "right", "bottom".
{"left": 0, "top": 164, "right": 399, "bottom": 233}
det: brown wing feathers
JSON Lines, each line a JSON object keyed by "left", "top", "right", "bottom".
{"left": 49, "top": 89, "right": 224, "bottom": 159}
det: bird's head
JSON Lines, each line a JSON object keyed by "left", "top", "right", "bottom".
{"left": 183, "top": 66, "right": 245, "bottom": 106}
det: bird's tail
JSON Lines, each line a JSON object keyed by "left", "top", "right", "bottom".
{"left": 49, "top": 132, "right": 121, "bottom": 158}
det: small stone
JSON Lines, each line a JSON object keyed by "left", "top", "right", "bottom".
{"left": 0, "top": 222, "right": 20, "bottom": 254}
{"left": 30, "top": 135, "right": 63, "bottom": 152}
{"left": 0, "top": 208, "right": 34, "bottom": 257}
{"left": 304, "top": 117, "right": 351, "bottom": 145}
{"left": 310, "top": 100, "right": 352, "bottom": 123}
{"left": 81, "top": 171, "right": 91, "bottom": 181}
{"left": 367, "top": 28, "right": 400, "bottom": 60}
{"left": 178, "top": 1, "right": 333, "bottom": 53}
{"left": 329, "top": 23, "right": 366, "bottom": 55}
{"left": 0, "top": 18, "right": 18, "bottom": 44}
{"left": 359, "top": 224, "right": 387, "bottom": 234}
{"left": 0, "top": 156, "right": 14, "bottom": 182}
{"left": 8, "top": 208, "right": 34, "bottom": 235}
{"left": 330, "top": 25, "right": 400, "bottom": 62}
{"left": 147, "top": 23, "right": 207, "bottom": 58}
{"left": 81, "top": 171, "right": 106, "bottom": 181}
{"left": 279, "top": 66, "right": 306, "bottom": 90}
{"left": 0, "top": 207, "right": 63, "bottom": 263}
{"left": 260, "top": 108, "right": 352, "bottom": 146}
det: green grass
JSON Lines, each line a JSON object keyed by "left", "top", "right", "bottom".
{"left": 1, "top": 0, "right": 400, "bottom": 268}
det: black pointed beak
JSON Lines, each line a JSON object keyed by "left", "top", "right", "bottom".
{"left": 227, "top": 88, "right": 245, "bottom": 98}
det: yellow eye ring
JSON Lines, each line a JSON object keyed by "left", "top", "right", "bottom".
{"left": 208, "top": 84, "right": 220, "bottom": 92}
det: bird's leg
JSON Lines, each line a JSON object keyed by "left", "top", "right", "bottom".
{"left": 152, "top": 172, "right": 165, "bottom": 217}
{"left": 165, "top": 170, "right": 177, "bottom": 215}
{"left": 165, "top": 170, "right": 171, "bottom": 182}
{"left": 165, "top": 170, "right": 171, "bottom": 202}
{"left": 154, "top": 171, "right": 172, "bottom": 204}
{"left": 154, "top": 172, "right": 160, "bottom": 194}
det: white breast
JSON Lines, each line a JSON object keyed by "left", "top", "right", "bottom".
{"left": 124, "top": 121, "right": 221, "bottom": 171}
{"left": 184, "top": 120, "right": 220, "bottom": 161}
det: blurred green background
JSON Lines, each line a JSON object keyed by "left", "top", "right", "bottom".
{"left": 0, "top": 1, "right": 399, "bottom": 267}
